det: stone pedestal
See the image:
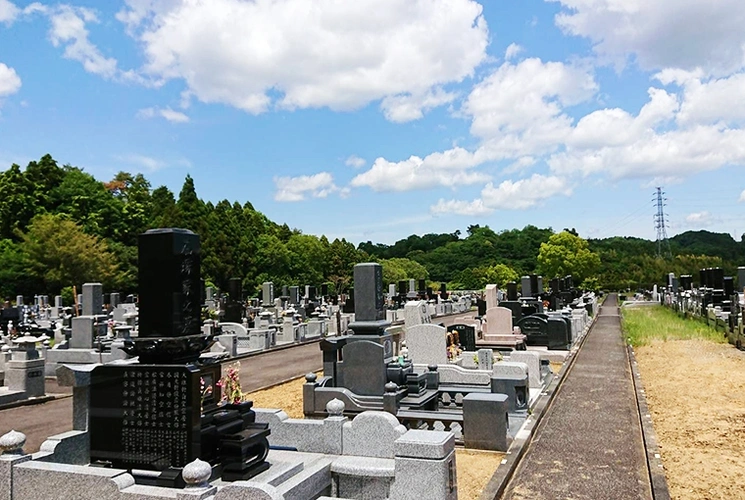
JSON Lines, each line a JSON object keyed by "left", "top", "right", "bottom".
{"left": 463, "top": 393, "right": 509, "bottom": 451}
{"left": 6, "top": 358, "right": 45, "bottom": 398}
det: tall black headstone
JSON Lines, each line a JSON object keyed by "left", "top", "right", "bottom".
{"left": 506, "top": 282, "right": 518, "bottom": 301}
{"left": 724, "top": 276, "right": 734, "bottom": 296}
{"left": 680, "top": 275, "right": 693, "bottom": 291}
{"left": 92, "top": 228, "right": 208, "bottom": 474}
{"left": 321, "top": 284, "right": 329, "bottom": 297}
{"left": 711, "top": 268, "right": 724, "bottom": 290}
{"left": 91, "top": 229, "right": 269, "bottom": 484}
{"left": 418, "top": 279, "right": 426, "bottom": 294}
{"left": 138, "top": 228, "right": 201, "bottom": 340}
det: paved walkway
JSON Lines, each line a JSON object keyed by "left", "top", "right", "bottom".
{"left": 502, "top": 294, "right": 652, "bottom": 500}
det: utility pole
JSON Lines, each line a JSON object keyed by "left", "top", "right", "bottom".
{"left": 654, "top": 187, "right": 672, "bottom": 259}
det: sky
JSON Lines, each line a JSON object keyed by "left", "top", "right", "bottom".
{"left": 1, "top": 0, "right": 745, "bottom": 245}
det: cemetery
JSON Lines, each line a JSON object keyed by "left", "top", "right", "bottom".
{"left": 1, "top": 223, "right": 742, "bottom": 500}
{"left": 0, "top": 226, "right": 608, "bottom": 499}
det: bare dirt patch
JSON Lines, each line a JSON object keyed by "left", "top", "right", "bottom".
{"left": 635, "top": 339, "right": 745, "bottom": 500}
{"left": 455, "top": 449, "right": 504, "bottom": 499}
{"left": 245, "top": 375, "right": 505, "bottom": 499}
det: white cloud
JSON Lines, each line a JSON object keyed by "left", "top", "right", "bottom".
{"left": 504, "top": 43, "right": 524, "bottom": 61}
{"left": 430, "top": 174, "right": 572, "bottom": 215}
{"left": 137, "top": 106, "right": 189, "bottom": 123}
{"left": 739, "top": 190, "right": 745, "bottom": 203}
{"left": 274, "top": 172, "right": 344, "bottom": 202}
{"left": 0, "top": 0, "right": 19, "bottom": 24}
{"left": 381, "top": 88, "right": 457, "bottom": 123}
{"left": 0, "top": 62, "right": 21, "bottom": 99}
{"left": 480, "top": 174, "right": 571, "bottom": 210}
{"left": 548, "top": 0, "right": 745, "bottom": 75}
{"left": 431, "top": 198, "right": 491, "bottom": 216}
{"left": 548, "top": 84, "right": 745, "bottom": 180}
{"left": 117, "top": 154, "right": 190, "bottom": 172}
{"left": 352, "top": 58, "right": 597, "bottom": 193}
{"left": 47, "top": 5, "right": 118, "bottom": 79}
{"left": 117, "top": 0, "right": 488, "bottom": 119}
{"left": 503, "top": 156, "right": 536, "bottom": 174}
{"left": 669, "top": 72, "right": 745, "bottom": 127}
{"left": 345, "top": 155, "right": 366, "bottom": 169}
{"left": 350, "top": 150, "right": 491, "bottom": 192}
{"left": 685, "top": 211, "right": 719, "bottom": 227}
{"left": 462, "top": 58, "right": 597, "bottom": 161}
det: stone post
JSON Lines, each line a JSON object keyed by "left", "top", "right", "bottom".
{"left": 0, "top": 431, "right": 32, "bottom": 500}
{"left": 390, "top": 430, "right": 457, "bottom": 500}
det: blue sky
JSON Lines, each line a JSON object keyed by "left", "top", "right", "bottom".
{"left": 2, "top": 0, "right": 745, "bottom": 245}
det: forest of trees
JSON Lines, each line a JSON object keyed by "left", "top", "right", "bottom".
{"left": 1, "top": 155, "right": 741, "bottom": 299}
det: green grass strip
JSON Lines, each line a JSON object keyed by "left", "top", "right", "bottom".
{"left": 621, "top": 305, "right": 727, "bottom": 347}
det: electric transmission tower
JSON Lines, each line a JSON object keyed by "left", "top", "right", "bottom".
{"left": 653, "top": 187, "right": 672, "bottom": 259}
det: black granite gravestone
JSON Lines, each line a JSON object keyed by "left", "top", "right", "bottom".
{"left": 680, "top": 275, "right": 692, "bottom": 291}
{"left": 343, "top": 287, "right": 355, "bottom": 314}
{"left": 449, "top": 324, "right": 476, "bottom": 351}
{"left": 506, "top": 282, "right": 518, "bottom": 301}
{"left": 91, "top": 229, "right": 269, "bottom": 486}
{"left": 711, "top": 268, "right": 724, "bottom": 290}
{"left": 724, "top": 276, "right": 734, "bottom": 296}
{"left": 418, "top": 279, "right": 426, "bottom": 295}
{"left": 398, "top": 280, "right": 407, "bottom": 298}
{"left": 321, "top": 284, "right": 328, "bottom": 297}
{"left": 224, "top": 278, "right": 243, "bottom": 323}
{"left": 90, "top": 365, "right": 201, "bottom": 470}
{"left": 138, "top": 228, "right": 201, "bottom": 341}
{"left": 517, "top": 315, "right": 549, "bottom": 347}
{"left": 476, "top": 299, "right": 487, "bottom": 317}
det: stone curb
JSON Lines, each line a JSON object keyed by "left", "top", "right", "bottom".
{"left": 627, "top": 345, "right": 672, "bottom": 500}
{"left": 479, "top": 300, "right": 603, "bottom": 500}
{"left": 0, "top": 393, "right": 70, "bottom": 412}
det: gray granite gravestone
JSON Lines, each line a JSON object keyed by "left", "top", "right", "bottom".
{"left": 339, "top": 341, "right": 388, "bottom": 396}
{"left": 81, "top": 283, "right": 103, "bottom": 316}
{"left": 348, "top": 263, "right": 391, "bottom": 339}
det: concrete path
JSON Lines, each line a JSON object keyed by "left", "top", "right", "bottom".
{"left": 502, "top": 294, "right": 652, "bottom": 500}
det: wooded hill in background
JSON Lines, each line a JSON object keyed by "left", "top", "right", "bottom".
{"left": 0, "top": 155, "right": 738, "bottom": 298}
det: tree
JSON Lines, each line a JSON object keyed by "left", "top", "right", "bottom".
{"left": 537, "top": 231, "right": 600, "bottom": 282}
{"left": 19, "top": 214, "right": 120, "bottom": 291}
{"left": 379, "top": 258, "right": 428, "bottom": 286}
{"left": 0, "top": 164, "right": 36, "bottom": 239}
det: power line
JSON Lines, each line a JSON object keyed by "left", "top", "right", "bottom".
{"left": 654, "top": 187, "right": 672, "bottom": 259}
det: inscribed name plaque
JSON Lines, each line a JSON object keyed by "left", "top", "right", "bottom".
{"left": 89, "top": 364, "right": 201, "bottom": 470}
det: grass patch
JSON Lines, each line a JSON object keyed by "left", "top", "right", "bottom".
{"left": 621, "top": 305, "right": 727, "bottom": 347}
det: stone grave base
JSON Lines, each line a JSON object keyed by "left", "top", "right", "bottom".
{"left": 8, "top": 449, "right": 334, "bottom": 500}
{"left": 527, "top": 346, "right": 570, "bottom": 363}
{"left": 0, "top": 388, "right": 26, "bottom": 406}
